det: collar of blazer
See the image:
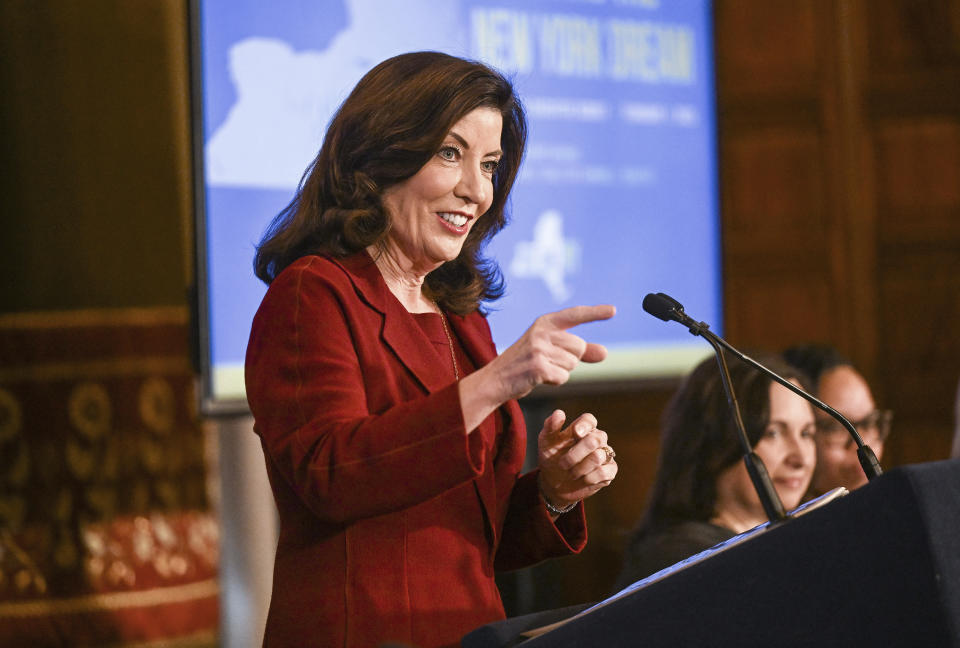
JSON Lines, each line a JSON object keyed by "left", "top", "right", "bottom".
{"left": 330, "top": 251, "right": 500, "bottom": 394}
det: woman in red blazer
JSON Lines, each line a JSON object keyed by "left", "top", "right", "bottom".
{"left": 245, "top": 52, "right": 618, "bottom": 648}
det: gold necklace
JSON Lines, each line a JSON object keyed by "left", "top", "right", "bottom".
{"left": 435, "top": 302, "right": 460, "bottom": 381}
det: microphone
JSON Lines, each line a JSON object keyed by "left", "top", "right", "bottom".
{"left": 643, "top": 292, "right": 883, "bottom": 484}
{"left": 642, "top": 292, "right": 686, "bottom": 323}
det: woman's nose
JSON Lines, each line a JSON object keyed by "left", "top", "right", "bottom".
{"left": 455, "top": 165, "right": 487, "bottom": 205}
{"left": 783, "top": 434, "right": 809, "bottom": 467}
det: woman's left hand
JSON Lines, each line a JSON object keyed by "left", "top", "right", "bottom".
{"left": 537, "top": 409, "right": 617, "bottom": 512}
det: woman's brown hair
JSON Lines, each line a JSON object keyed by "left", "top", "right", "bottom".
{"left": 253, "top": 51, "right": 527, "bottom": 315}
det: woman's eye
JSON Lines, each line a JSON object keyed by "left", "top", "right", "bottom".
{"left": 438, "top": 146, "right": 460, "bottom": 161}
{"left": 481, "top": 159, "right": 500, "bottom": 173}
{"left": 762, "top": 426, "right": 779, "bottom": 439}
{"left": 801, "top": 425, "right": 817, "bottom": 439}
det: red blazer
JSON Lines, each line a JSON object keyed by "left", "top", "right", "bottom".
{"left": 245, "top": 252, "right": 587, "bottom": 648}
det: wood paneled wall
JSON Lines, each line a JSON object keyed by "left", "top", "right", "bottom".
{"left": 719, "top": 0, "right": 960, "bottom": 466}
{"left": 0, "top": 0, "right": 193, "bottom": 311}
{"left": 865, "top": 1, "right": 960, "bottom": 466}
{"left": 503, "top": 0, "right": 960, "bottom": 615}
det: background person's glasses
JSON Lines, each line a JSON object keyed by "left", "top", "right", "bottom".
{"left": 815, "top": 409, "right": 893, "bottom": 449}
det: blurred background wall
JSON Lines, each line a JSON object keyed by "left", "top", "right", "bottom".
{"left": 0, "top": 2, "right": 225, "bottom": 646}
{"left": 1, "top": 1, "right": 958, "bottom": 646}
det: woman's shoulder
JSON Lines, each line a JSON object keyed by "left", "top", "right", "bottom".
{"left": 262, "top": 250, "right": 391, "bottom": 317}
{"left": 628, "top": 519, "right": 734, "bottom": 556}
{"left": 659, "top": 520, "right": 736, "bottom": 545}
{"left": 256, "top": 255, "right": 354, "bottom": 314}
{"left": 272, "top": 253, "right": 343, "bottom": 284}
{"left": 269, "top": 252, "right": 374, "bottom": 292}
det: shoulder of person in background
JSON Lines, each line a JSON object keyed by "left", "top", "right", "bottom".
{"left": 613, "top": 520, "right": 735, "bottom": 592}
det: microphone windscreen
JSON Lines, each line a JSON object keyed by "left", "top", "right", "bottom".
{"left": 642, "top": 292, "right": 681, "bottom": 322}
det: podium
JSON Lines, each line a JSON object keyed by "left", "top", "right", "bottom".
{"left": 465, "top": 459, "right": 960, "bottom": 647}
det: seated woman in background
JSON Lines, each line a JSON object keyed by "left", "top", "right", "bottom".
{"left": 612, "top": 354, "right": 816, "bottom": 591}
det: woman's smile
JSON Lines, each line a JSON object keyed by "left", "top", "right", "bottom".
{"left": 437, "top": 211, "right": 473, "bottom": 233}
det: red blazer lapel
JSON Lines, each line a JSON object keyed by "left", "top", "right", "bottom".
{"left": 334, "top": 252, "right": 449, "bottom": 394}
{"left": 448, "top": 311, "right": 529, "bottom": 547}
{"left": 447, "top": 311, "right": 526, "bottom": 463}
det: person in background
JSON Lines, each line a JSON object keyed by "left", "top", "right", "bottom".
{"left": 245, "top": 51, "right": 619, "bottom": 648}
{"left": 612, "top": 354, "right": 815, "bottom": 590}
{"left": 782, "top": 344, "right": 891, "bottom": 496}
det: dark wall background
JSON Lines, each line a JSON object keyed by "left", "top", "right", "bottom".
{"left": 0, "top": 0, "right": 192, "bottom": 311}
{"left": 1, "top": 0, "right": 958, "bottom": 628}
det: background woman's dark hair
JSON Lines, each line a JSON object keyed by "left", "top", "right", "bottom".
{"left": 633, "top": 353, "right": 811, "bottom": 538}
{"left": 253, "top": 51, "right": 527, "bottom": 315}
{"left": 781, "top": 343, "right": 853, "bottom": 392}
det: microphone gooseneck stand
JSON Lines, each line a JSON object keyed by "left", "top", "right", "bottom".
{"left": 642, "top": 292, "right": 883, "bottom": 523}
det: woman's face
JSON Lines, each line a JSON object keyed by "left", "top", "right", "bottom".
{"left": 714, "top": 380, "right": 817, "bottom": 527}
{"left": 810, "top": 365, "right": 879, "bottom": 494}
{"left": 380, "top": 107, "right": 503, "bottom": 273}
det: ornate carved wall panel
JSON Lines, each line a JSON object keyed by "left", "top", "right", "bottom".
{"left": 0, "top": 310, "right": 218, "bottom": 646}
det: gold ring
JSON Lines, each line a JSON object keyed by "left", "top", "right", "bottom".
{"left": 602, "top": 446, "right": 616, "bottom": 463}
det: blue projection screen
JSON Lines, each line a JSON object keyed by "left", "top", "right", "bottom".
{"left": 192, "top": 0, "right": 720, "bottom": 414}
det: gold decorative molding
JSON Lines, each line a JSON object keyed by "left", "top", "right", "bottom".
{"left": 103, "top": 629, "right": 218, "bottom": 648}
{"left": 0, "top": 357, "right": 192, "bottom": 383}
{"left": 0, "top": 578, "right": 218, "bottom": 618}
{"left": 0, "top": 306, "right": 188, "bottom": 330}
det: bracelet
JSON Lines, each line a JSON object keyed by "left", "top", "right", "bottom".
{"left": 539, "top": 480, "right": 578, "bottom": 515}
{"left": 543, "top": 496, "right": 578, "bottom": 515}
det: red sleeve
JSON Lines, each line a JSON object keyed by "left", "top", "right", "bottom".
{"left": 494, "top": 470, "right": 588, "bottom": 571}
{"left": 245, "top": 257, "right": 490, "bottom": 525}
